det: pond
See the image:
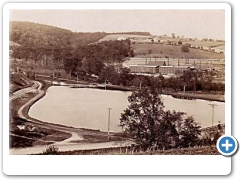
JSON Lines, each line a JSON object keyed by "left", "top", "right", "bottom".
{"left": 29, "top": 86, "right": 225, "bottom": 132}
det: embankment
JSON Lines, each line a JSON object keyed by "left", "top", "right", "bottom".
{"left": 17, "top": 81, "right": 49, "bottom": 124}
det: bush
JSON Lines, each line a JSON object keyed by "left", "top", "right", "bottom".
{"left": 181, "top": 45, "right": 190, "bottom": 53}
{"left": 42, "top": 145, "right": 59, "bottom": 155}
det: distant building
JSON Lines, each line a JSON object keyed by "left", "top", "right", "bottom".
{"left": 129, "top": 65, "right": 159, "bottom": 74}
{"left": 147, "top": 61, "right": 166, "bottom": 66}
{"left": 123, "top": 57, "right": 172, "bottom": 68}
{"left": 159, "top": 66, "right": 175, "bottom": 75}
{"left": 153, "top": 37, "right": 161, "bottom": 43}
{"left": 117, "top": 37, "right": 127, "bottom": 41}
{"left": 159, "top": 66, "right": 190, "bottom": 75}
{"left": 124, "top": 58, "right": 196, "bottom": 75}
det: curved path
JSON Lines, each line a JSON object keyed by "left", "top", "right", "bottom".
{"left": 13, "top": 81, "right": 85, "bottom": 144}
{"left": 10, "top": 80, "right": 133, "bottom": 154}
{"left": 53, "top": 132, "right": 84, "bottom": 145}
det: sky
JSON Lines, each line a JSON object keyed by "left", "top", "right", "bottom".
{"left": 10, "top": 9, "right": 225, "bottom": 40}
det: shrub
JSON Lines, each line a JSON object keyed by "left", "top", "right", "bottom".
{"left": 42, "top": 145, "right": 59, "bottom": 155}
{"left": 181, "top": 45, "right": 190, "bottom": 53}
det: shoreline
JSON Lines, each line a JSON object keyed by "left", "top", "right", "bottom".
{"left": 21, "top": 80, "right": 225, "bottom": 130}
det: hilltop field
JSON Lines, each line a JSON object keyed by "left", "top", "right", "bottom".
{"left": 97, "top": 33, "right": 225, "bottom": 59}
{"left": 132, "top": 43, "right": 225, "bottom": 59}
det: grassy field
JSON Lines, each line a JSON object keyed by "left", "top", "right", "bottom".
{"left": 132, "top": 44, "right": 225, "bottom": 59}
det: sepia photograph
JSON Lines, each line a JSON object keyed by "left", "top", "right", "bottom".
{"left": 8, "top": 7, "right": 226, "bottom": 156}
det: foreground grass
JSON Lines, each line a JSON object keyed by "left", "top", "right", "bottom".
{"left": 40, "top": 145, "right": 220, "bottom": 155}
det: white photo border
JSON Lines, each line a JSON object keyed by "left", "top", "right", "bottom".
{"left": 3, "top": 2, "right": 231, "bottom": 175}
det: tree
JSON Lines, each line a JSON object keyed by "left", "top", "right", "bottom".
{"left": 172, "top": 33, "right": 176, "bottom": 39}
{"left": 147, "top": 49, "right": 152, "bottom": 54}
{"left": 129, "top": 49, "right": 134, "bottom": 57}
{"left": 181, "top": 45, "right": 189, "bottom": 53}
{"left": 120, "top": 87, "right": 201, "bottom": 150}
{"left": 178, "top": 40, "right": 182, "bottom": 45}
{"left": 63, "top": 53, "right": 81, "bottom": 76}
{"left": 178, "top": 117, "right": 201, "bottom": 147}
{"left": 119, "top": 67, "right": 132, "bottom": 86}
{"left": 120, "top": 87, "right": 165, "bottom": 150}
{"left": 81, "top": 56, "right": 104, "bottom": 76}
{"left": 98, "top": 65, "right": 120, "bottom": 85}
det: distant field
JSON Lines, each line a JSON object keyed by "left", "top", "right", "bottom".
{"left": 132, "top": 44, "right": 225, "bottom": 59}
{"left": 159, "top": 37, "right": 224, "bottom": 47}
{"left": 182, "top": 40, "right": 224, "bottom": 48}
{"left": 99, "top": 34, "right": 152, "bottom": 42}
{"left": 212, "top": 45, "right": 225, "bottom": 50}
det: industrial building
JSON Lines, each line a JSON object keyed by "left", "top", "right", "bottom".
{"left": 129, "top": 65, "right": 159, "bottom": 74}
{"left": 159, "top": 66, "right": 190, "bottom": 75}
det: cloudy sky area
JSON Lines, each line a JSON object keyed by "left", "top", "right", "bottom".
{"left": 10, "top": 9, "right": 225, "bottom": 40}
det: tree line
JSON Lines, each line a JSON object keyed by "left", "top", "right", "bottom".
{"left": 161, "top": 69, "right": 224, "bottom": 92}
{"left": 96, "top": 66, "right": 224, "bottom": 93}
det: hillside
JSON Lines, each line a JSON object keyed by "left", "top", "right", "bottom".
{"left": 10, "top": 21, "right": 73, "bottom": 47}
{"left": 132, "top": 43, "right": 225, "bottom": 59}
{"left": 10, "top": 72, "right": 33, "bottom": 93}
{"left": 10, "top": 21, "right": 152, "bottom": 48}
{"left": 10, "top": 21, "right": 108, "bottom": 48}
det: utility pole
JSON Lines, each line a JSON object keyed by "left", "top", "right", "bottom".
{"left": 105, "top": 79, "right": 107, "bottom": 90}
{"left": 107, "top": 108, "right": 112, "bottom": 140}
{"left": 140, "top": 81, "right": 142, "bottom": 90}
{"left": 209, "top": 104, "right": 217, "bottom": 127}
{"left": 183, "top": 84, "right": 186, "bottom": 96}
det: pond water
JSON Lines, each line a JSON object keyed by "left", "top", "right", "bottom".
{"left": 29, "top": 86, "right": 225, "bottom": 132}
